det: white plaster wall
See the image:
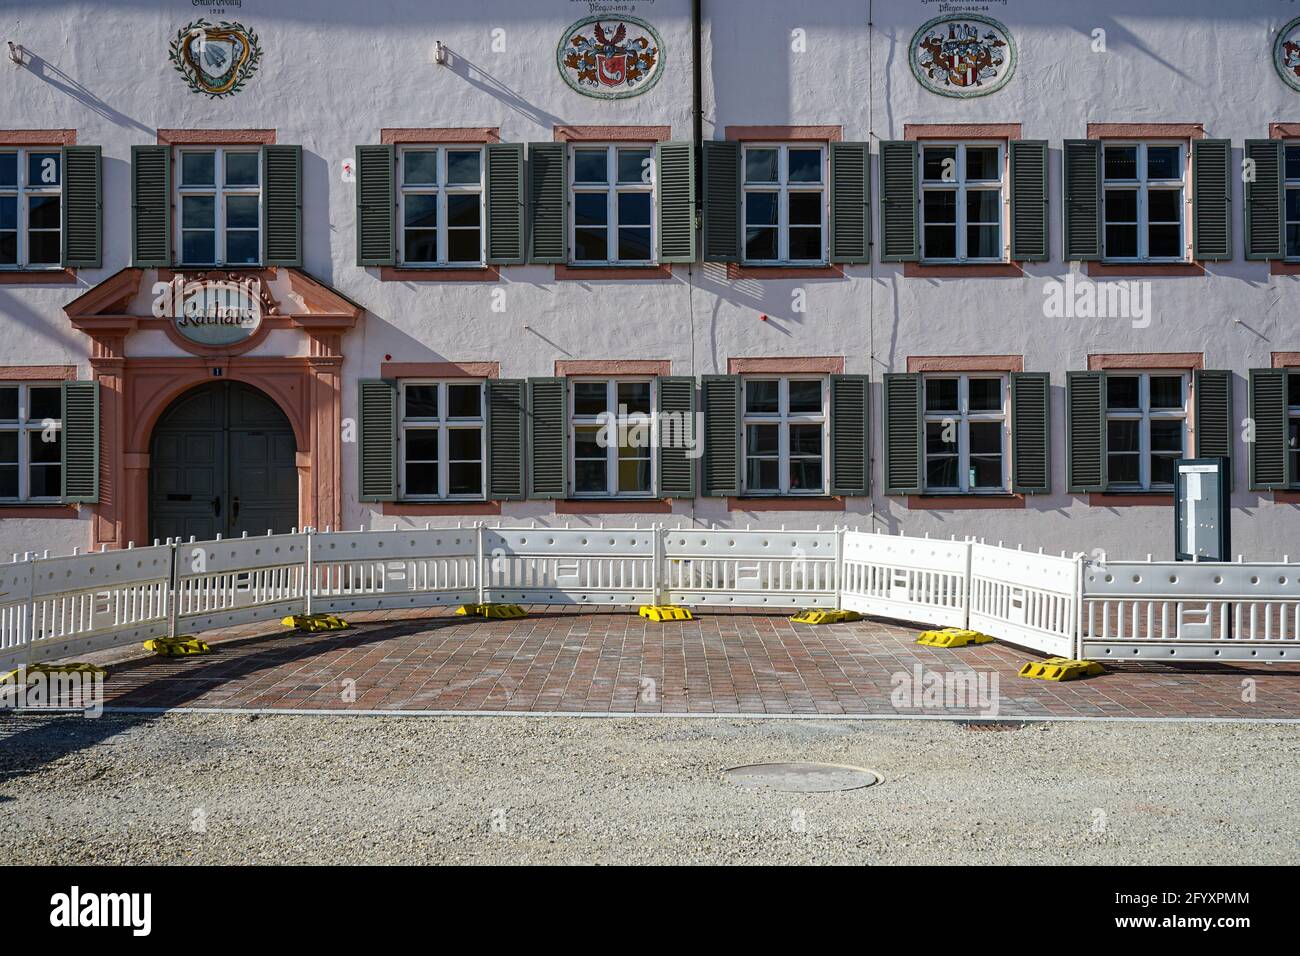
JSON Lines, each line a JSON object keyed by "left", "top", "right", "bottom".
{"left": 0, "top": 0, "right": 1296, "bottom": 561}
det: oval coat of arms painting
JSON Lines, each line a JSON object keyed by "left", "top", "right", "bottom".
{"left": 557, "top": 16, "right": 663, "bottom": 99}
{"left": 169, "top": 18, "right": 262, "bottom": 98}
{"left": 909, "top": 15, "right": 1016, "bottom": 98}
{"left": 1274, "top": 17, "right": 1300, "bottom": 92}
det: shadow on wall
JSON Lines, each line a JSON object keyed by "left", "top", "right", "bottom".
{"left": 444, "top": 47, "right": 564, "bottom": 133}
{"left": 23, "top": 52, "right": 154, "bottom": 136}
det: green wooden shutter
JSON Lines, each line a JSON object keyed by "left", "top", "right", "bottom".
{"left": 355, "top": 145, "right": 395, "bottom": 266}
{"left": 829, "top": 142, "right": 870, "bottom": 264}
{"left": 1192, "top": 139, "right": 1231, "bottom": 261}
{"left": 358, "top": 379, "right": 397, "bottom": 502}
{"left": 60, "top": 381, "right": 99, "bottom": 504}
{"left": 486, "top": 143, "right": 525, "bottom": 265}
{"left": 487, "top": 379, "right": 526, "bottom": 499}
{"left": 1010, "top": 372, "right": 1050, "bottom": 494}
{"left": 1194, "top": 370, "right": 1234, "bottom": 488}
{"left": 131, "top": 145, "right": 170, "bottom": 267}
{"left": 829, "top": 374, "right": 869, "bottom": 495}
{"left": 1066, "top": 371, "right": 1106, "bottom": 493}
{"left": 1009, "top": 140, "right": 1048, "bottom": 262}
{"left": 528, "top": 143, "right": 566, "bottom": 264}
{"left": 527, "top": 377, "right": 566, "bottom": 498}
{"left": 1062, "top": 140, "right": 1101, "bottom": 261}
{"left": 878, "top": 141, "right": 918, "bottom": 262}
{"left": 61, "top": 146, "right": 101, "bottom": 268}
{"left": 263, "top": 144, "right": 303, "bottom": 267}
{"left": 1248, "top": 368, "right": 1288, "bottom": 490}
{"left": 701, "top": 375, "right": 740, "bottom": 496}
{"left": 702, "top": 141, "right": 740, "bottom": 262}
{"left": 883, "top": 373, "right": 922, "bottom": 494}
{"left": 657, "top": 376, "right": 696, "bottom": 498}
{"left": 1244, "top": 140, "right": 1284, "bottom": 260}
{"left": 656, "top": 141, "right": 696, "bottom": 263}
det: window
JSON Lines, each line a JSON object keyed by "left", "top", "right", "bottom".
{"left": 0, "top": 148, "right": 61, "bottom": 269}
{"left": 570, "top": 145, "right": 653, "bottom": 265}
{"left": 398, "top": 146, "right": 484, "bottom": 266}
{"left": 1285, "top": 144, "right": 1300, "bottom": 260}
{"left": 1289, "top": 370, "right": 1300, "bottom": 485}
{"left": 397, "top": 381, "right": 485, "bottom": 500}
{"left": 742, "top": 377, "right": 827, "bottom": 495}
{"left": 570, "top": 378, "right": 655, "bottom": 497}
{"left": 921, "top": 143, "right": 1003, "bottom": 262}
{"left": 0, "top": 383, "right": 62, "bottom": 501}
{"left": 923, "top": 375, "right": 1007, "bottom": 492}
{"left": 176, "top": 147, "right": 261, "bottom": 266}
{"left": 1105, "top": 372, "right": 1187, "bottom": 490}
{"left": 742, "top": 144, "right": 826, "bottom": 264}
{"left": 1102, "top": 142, "right": 1185, "bottom": 262}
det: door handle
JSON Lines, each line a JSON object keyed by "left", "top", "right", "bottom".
{"left": 233, "top": 497, "right": 240, "bottom": 522}
{"left": 212, "top": 496, "right": 221, "bottom": 517}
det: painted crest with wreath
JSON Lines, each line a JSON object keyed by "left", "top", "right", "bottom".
{"left": 169, "top": 19, "right": 262, "bottom": 98}
{"left": 1274, "top": 17, "right": 1300, "bottom": 92}
{"left": 557, "top": 16, "right": 663, "bottom": 99}
{"left": 909, "top": 15, "right": 1016, "bottom": 98}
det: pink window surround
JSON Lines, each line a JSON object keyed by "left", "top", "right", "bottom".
{"left": 0, "top": 365, "right": 80, "bottom": 517}
{"left": 383, "top": 501, "right": 503, "bottom": 516}
{"left": 381, "top": 361, "right": 499, "bottom": 379}
{"left": 908, "top": 495, "right": 1025, "bottom": 511}
{"left": 728, "top": 357, "right": 844, "bottom": 374}
{"left": 903, "top": 123, "right": 1022, "bottom": 141}
{"left": 1272, "top": 352, "right": 1300, "bottom": 368}
{"left": 0, "top": 269, "right": 77, "bottom": 285}
{"left": 379, "top": 265, "right": 501, "bottom": 282}
{"left": 1089, "top": 493, "right": 1176, "bottom": 507}
{"left": 554, "top": 126, "right": 671, "bottom": 142}
{"left": 556, "top": 500, "right": 674, "bottom": 514}
{"left": 381, "top": 128, "right": 501, "bottom": 144}
{"left": 1087, "top": 353, "right": 1203, "bottom": 370}
{"left": 1085, "top": 123, "right": 1204, "bottom": 277}
{"left": 728, "top": 496, "right": 846, "bottom": 512}
{"left": 0, "top": 129, "right": 76, "bottom": 145}
{"left": 724, "top": 126, "right": 843, "bottom": 143}
{"left": 728, "top": 264, "right": 844, "bottom": 279}
{"left": 555, "top": 264, "right": 674, "bottom": 280}
{"left": 1272, "top": 126, "right": 1300, "bottom": 275}
{"left": 907, "top": 355, "right": 1024, "bottom": 373}
{"left": 557, "top": 360, "right": 671, "bottom": 376}
{"left": 157, "top": 129, "right": 276, "bottom": 144}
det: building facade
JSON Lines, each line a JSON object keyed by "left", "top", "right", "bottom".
{"left": 0, "top": 0, "right": 1298, "bottom": 561}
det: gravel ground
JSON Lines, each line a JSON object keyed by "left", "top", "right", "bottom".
{"left": 1, "top": 712, "right": 1296, "bottom": 865}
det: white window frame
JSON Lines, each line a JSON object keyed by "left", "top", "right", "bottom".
{"left": 0, "top": 147, "right": 62, "bottom": 271}
{"left": 741, "top": 143, "right": 828, "bottom": 266}
{"left": 1104, "top": 371, "right": 1188, "bottom": 491}
{"left": 175, "top": 146, "right": 263, "bottom": 268}
{"left": 568, "top": 377, "right": 657, "bottom": 498}
{"left": 0, "top": 382, "right": 63, "bottom": 502}
{"left": 1102, "top": 140, "right": 1186, "bottom": 263}
{"left": 397, "top": 380, "right": 487, "bottom": 501}
{"left": 568, "top": 143, "right": 656, "bottom": 266}
{"left": 740, "top": 375, "right": 829, "bottom": 496}
{"left": 1285, "top": 143, "right": 1300, "bottom": 261}
{"left": 922, "top": 374, "right": 1009, "bottom": 494}
{"left": 920, "top": 141, "right": 1005, "bottom": 264}
{"left": 397, "top": 145, "right": 485, "bottom": 268}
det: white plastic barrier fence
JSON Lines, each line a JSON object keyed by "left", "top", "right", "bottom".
{"left": 3, "top": 525, "right": 1300, "bottom": 673}
{"left": 1081, "top": 560, "right": 1300, "bottom": 661}
{"left": 840, "top": 531, "right": 968, "bottom": 628}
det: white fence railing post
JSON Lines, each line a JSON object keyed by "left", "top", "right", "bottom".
{"left": 962, "top": 538, "right": 974, "bottom": 630}
{"left": 651, "top": 523, "right": 662, "bottom": 606}
{"left": 1074, "top": 553, "right": 1086, "bottom": 660}
{"left": 476, "top": 523, "right": 486, "bottom": 605}
{"left": 834, "top": 526, "right": 845, "bottom": 610}
{"left": 23, "top": 552, "right": 36, "bottom": 670}
{"left": 166, "top": 539, "right": 179, "bottom": 641}
{"left": 303, "top": 527, "right": 314, "bottom": 616}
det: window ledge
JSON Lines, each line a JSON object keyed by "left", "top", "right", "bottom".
{"left": 556, "top": 499, "right": 673, "bottom": 514}
{"left": 555, "top": 264, "right": 673, "bottom": 280}
{"left": 727, "top": 263, "right": 844, "bottom": 280}
{"left": 0, "top": 504, "right": 80, "bottom": 518}
{"left": 378, "top": 265, "right": 500, "bottom": 282}
{"left": 1086, "top": 262, "right": 1204, "bottom": 277}
{"left": 1269, "top": 261, "right": 1300, "bottom": 276}
{"left": 1088, "top": 492, "right": 1175, "bottom": 506}
{"left": 727, "top": 496, "right": 845, "bottom": 512}
{"left": 382, "top": 501, "right": 502, "bottom": 515}
{"left": 0, "top": 268, "right": 78, "bottom": 285}
{"left": 1271, "top": 491, "right": 1300, "bottom": 504}
{"left": 904, "top": 262, "right": 1023, "bottom": 278}
{"left": 907, "top": 494, "right": 1025, "bottom": 510}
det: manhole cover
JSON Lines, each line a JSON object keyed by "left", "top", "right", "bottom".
{"left": 721, "top": 762, "right": 880, "bottom": 793}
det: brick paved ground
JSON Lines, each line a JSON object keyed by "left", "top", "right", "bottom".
{"left": 85, "top": 608, "right": 1300, "bottom": 719}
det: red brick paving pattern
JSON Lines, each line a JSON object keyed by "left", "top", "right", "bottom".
{"left": 93, "top": 608, "right": 1300, "bottom": 719}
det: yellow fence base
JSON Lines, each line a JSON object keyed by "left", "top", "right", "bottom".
{"left": 638, "top": 605, "right": 694, "bottom": 622}
{"left": 143, "top": 636, "right": 212, "bottom": 656}
{"left": 1018, "top": 657, "right": 1105, "bottom": 681}
{"left": 456, "top": 603, "right": 527, "bottom": 620}
{"left": 790, "top": 609, "right": 862, "bottom": 625}
{"left": 916, "top": 627, "right": 994, "bottom": 648}
{"left": 1, "top": 662, "right": 108, "bottom": 683}
{"left": 282, "top": 613, "right": 351, "bottom": 632}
